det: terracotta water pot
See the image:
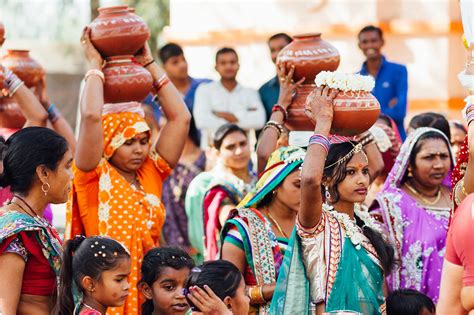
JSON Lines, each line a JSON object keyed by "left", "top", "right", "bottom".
{"left": 0, "top": 65, "right": 4, "bottom": 91}
{"left": 287, "top": 85, "right": 380, "bottom": 136}
{"left": 90, "top": 5, "right": 150, "bottom": 57}
{"left": 0, "top": 22, "right": 5, "bottom": 46}
{"left": 277, "top": 33, "right": 340, "bottom": 84}
{"left": 2, "top": 50, "right": 44, "bottom": 88}
{"left": 103, "top": 55, "right": 153, "bottom": 103}
{"left": 0, "top": 97, "right": 26, "bottom": 129}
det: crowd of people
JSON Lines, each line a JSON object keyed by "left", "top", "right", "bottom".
{"left": 0, "top": 22, "right": 473, "bottom": 315}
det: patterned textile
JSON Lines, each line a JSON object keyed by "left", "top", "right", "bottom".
{"left": 222, "top": 146, "right": 305, "bottom": 314}
{"left": 0, "top": 211, "right": 63, "bottom": 289}
{"left": 271, "top": 208, "right": 385, "bottom": 314}
{"left": 162, "top": 152, "right": 206, "bottom": 250}
{"left": 66, "top": 109, "right": 172, "bottom": 315}
{"left": 185, "top": 163, "right": 255, "bottom": 263}
{"left": 4, "top": 236, "right": 29, "bottom": 261}
{"left": 451, "top": 135, "right": 469, "bottom": 211}
{"left": 372, "top": 127, "right": 454, "bottom": 302}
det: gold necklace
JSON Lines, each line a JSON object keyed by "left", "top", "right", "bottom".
{"left": 405, "top": 183, "right": 441, "bottom": 206}
{"left": 264, "top": 210, "right": 289, "bottom": 239}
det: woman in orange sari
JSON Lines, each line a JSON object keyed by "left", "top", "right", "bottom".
{"left": 65, "top": 28, "right": 191, "bottom": 314}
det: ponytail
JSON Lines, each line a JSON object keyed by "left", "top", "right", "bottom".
{"left": 56, "top": 235, "right": 86, "bottom": 315}
{"left": 354, "top": 215, "right": 396, "bottom": 275}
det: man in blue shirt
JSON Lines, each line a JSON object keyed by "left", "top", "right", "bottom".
{"left": 143, "top": 43, "right": 211, "bottom": 125}
{"left": 259, "top": 33, "right": 293, "bottom": 120}
{"left": 358, "top": 25, "right": 408, "bottom": 139}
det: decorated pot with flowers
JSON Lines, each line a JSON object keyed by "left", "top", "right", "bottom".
{"left": 89, "top": 5, "right": 150, "bottom": 57}
{"left": 288, "top": 72, "right": 380, "bottom": 135}
{"left": 277, "top": 33, "right": 340, "bottom": 84}
{"left": 103, "top": 55, "right": 153, "bottom": 103}
{"left": 2, "top": 50, "right": 44, "bottom": 88}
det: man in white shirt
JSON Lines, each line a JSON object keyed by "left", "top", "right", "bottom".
{"left": 194, "top": 47, "right": 266, "bottom": 148}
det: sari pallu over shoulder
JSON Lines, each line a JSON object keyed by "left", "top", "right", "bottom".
{"left": 373, "top": 127, "right": 454, "bottom": 302}
{"left": 0, "top": 211, "right": 63, "bottom": 278}
{"left": 270, "top": 210, "right": 385, "bottom": 315}
{"left": 221, "top": 207, "right": 283, "bottom": 314}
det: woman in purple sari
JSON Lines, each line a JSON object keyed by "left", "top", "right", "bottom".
{"left": 372, "top": 127, "right": 454, "bottom": 303}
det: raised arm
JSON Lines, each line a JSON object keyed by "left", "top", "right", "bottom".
{"left": 35, "top": 77, "right": 76, "bottom": 154}
{"left": 135, "top": 44, "right": 191, "bottom": 169}
{"left": 299, "top": 86, "right": 338, "bottom": 228}
{"left": 256, "top": 63, "right": 304, "bottom": 173}
{"left": 74, "top": 27, "right": 105, "bottom": 172}
{"left": 3, "top": 67, "right": 48, "bottom": 127}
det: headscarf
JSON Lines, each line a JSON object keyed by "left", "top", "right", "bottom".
{"left": 238, "top": 146, "right": 306, "bottom": 208}
{"left": 451, "top": 135, "right": 469, "bottom": 210}
{"left": 101, "top": 102, "right": 150, "bottom": 159}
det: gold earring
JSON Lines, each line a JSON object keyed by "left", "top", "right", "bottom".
{"left": 407, "top": 167, "right": 413, "bottom": 177}
{"left": 41, "top": 182, "right": 50, "bottom": 196}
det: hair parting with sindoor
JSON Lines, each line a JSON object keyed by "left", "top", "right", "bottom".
{"left": 322, "top": 142, "right": 395, "bottom": 274}
{"left": 55, "top": 236, "right": 130, "bottom": 315}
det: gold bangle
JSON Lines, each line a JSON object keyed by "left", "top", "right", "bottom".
{"left": 249, "top": 285, "right": 265, "bottom": 305}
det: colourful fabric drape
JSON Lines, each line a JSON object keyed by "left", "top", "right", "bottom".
{"left": 372, "top": 127, "right": 454, "bottom": 303}
{"left": 66, "top": 110, "right": 171, "bottom": 315}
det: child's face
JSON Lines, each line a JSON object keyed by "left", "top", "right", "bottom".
{"left": 93, "top": 257, "right": 131, "bottom": 307}
{"left": 147, "top": 267, "right": 191, "bottom": 315}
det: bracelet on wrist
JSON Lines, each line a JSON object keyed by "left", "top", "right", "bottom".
{"left": 152, "top": 74, "right": 170, "bottom": 93}
{"left": 264, "top": 120, "right": 284, "bottom": 136}
{"left": 85, "top": 69, "right": 105, "bottom": 84}
{"left": 47, "top": 103, "right": 61, "bottom": 123}
{"left": 143, "top": 59, "right": 155, "bottom": 68}
{"left": 248, "top": 285, "right": 265, "bottom": 305}
{"left": 308, "top": 134, "right": 330, "bottom": 154}
{"left": 272, "top": 104, "right": 288, "bottom": 122}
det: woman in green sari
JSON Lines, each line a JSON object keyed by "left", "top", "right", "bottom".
{"left": 271, "top": 87, "right": 395, "bottom": 315}
{"left": 221, "top": 146, "right": 305, "bottom": 314}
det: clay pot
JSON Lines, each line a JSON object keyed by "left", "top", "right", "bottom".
{"left": 277, "top": 33, "right": 340, "bottom": 84}
{"left": 0, "top": 97, "right": 26, "bottom": 129}
{"left": 103, "top": 55, "right": 153, "bottom": 103}
{"left": 286, "top": 86, "right": 380, "bottom": 136}
{"left": 2, "top": 50, "right": 44, "bottom": 88}
{"left": 89, "top": 5, "right": 150, "bottom": 57}
{"left": 0, "top": 65, "right": 4, "bottom": 91}
{"left": 0, "top": 22, "right": 5, "bottom": 46}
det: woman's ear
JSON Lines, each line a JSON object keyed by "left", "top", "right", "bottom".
{"left": 223, "top": 296, "right": 233, "bottom": 310}
{"left": 322, "top": 175, "right": 330, "bottom": 187}
{"left": 35, "top": 164, "right": 50, "bottom": 185}
{"left": 138, "top": 282, "right": 153, "bottom": 300}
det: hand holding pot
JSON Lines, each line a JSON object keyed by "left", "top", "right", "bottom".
{"left": 277, "top": 61, "right": 305, "bottom": 108}
{"left": 305, "top": 86, "right": 338, "bottom": 127}
{"left": 81, "top": 27, "right": 103, "bottom": 70}
{"left": 134, "top": 42, "right": 154, "bottom": 67}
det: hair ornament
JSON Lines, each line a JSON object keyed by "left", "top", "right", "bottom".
{"left": 324, "top": 142, "right": 364, "bottom": 170}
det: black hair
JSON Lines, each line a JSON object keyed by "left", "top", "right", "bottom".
{"left": 56, "top": 236, "right": 131, "bottom": 315}
{"left": 0, "top": 127, "right": 68, "bottom": 194}
{"left": 215, "top": 47, "right": 238, "bottom": 63}
{"left": 377, "top": 114, "right": 393, "bottom": 128}
{"left": 404, "top": 130, "right": 452, "bottom": 183}
{"left": 139, "top": 247, "right": 195, "bottom": 315}
{"left": 189, "top": 118, "right": 201, "bottom": 148}
{"left": 213, "top": 123, "right": 247, "bottom": 150}
{"left": 409, "top": 112, "right": 451, "bottom": 140}
{"left": 323, "top": 142, "right": 395, "bottom": 274}
{"left": 386, "top": 289, "right": 435, "bottom": 315}
{"left": 358, "top": 25, "right": 383, "bottom": 39}
{"left": 268, "top": 33, "right": 293, "bottom": 45}
{"left": 158, "top": 43, "right": 184, "bottom": 65}
{"left": 450, "top": 120, "right": 468, "bottom": 135}
{"left": 184, "top": 260, "right": 242, "bottom": 312}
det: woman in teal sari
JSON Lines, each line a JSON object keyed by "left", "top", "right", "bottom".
{"left": 272, "top": 87, "right": 395, "bottom": 315}
{"left": 221, "top": 146, "right": 305, "bottom": 314}
{"left": 185, "top": 123, "right": 256, "bottom": 263}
